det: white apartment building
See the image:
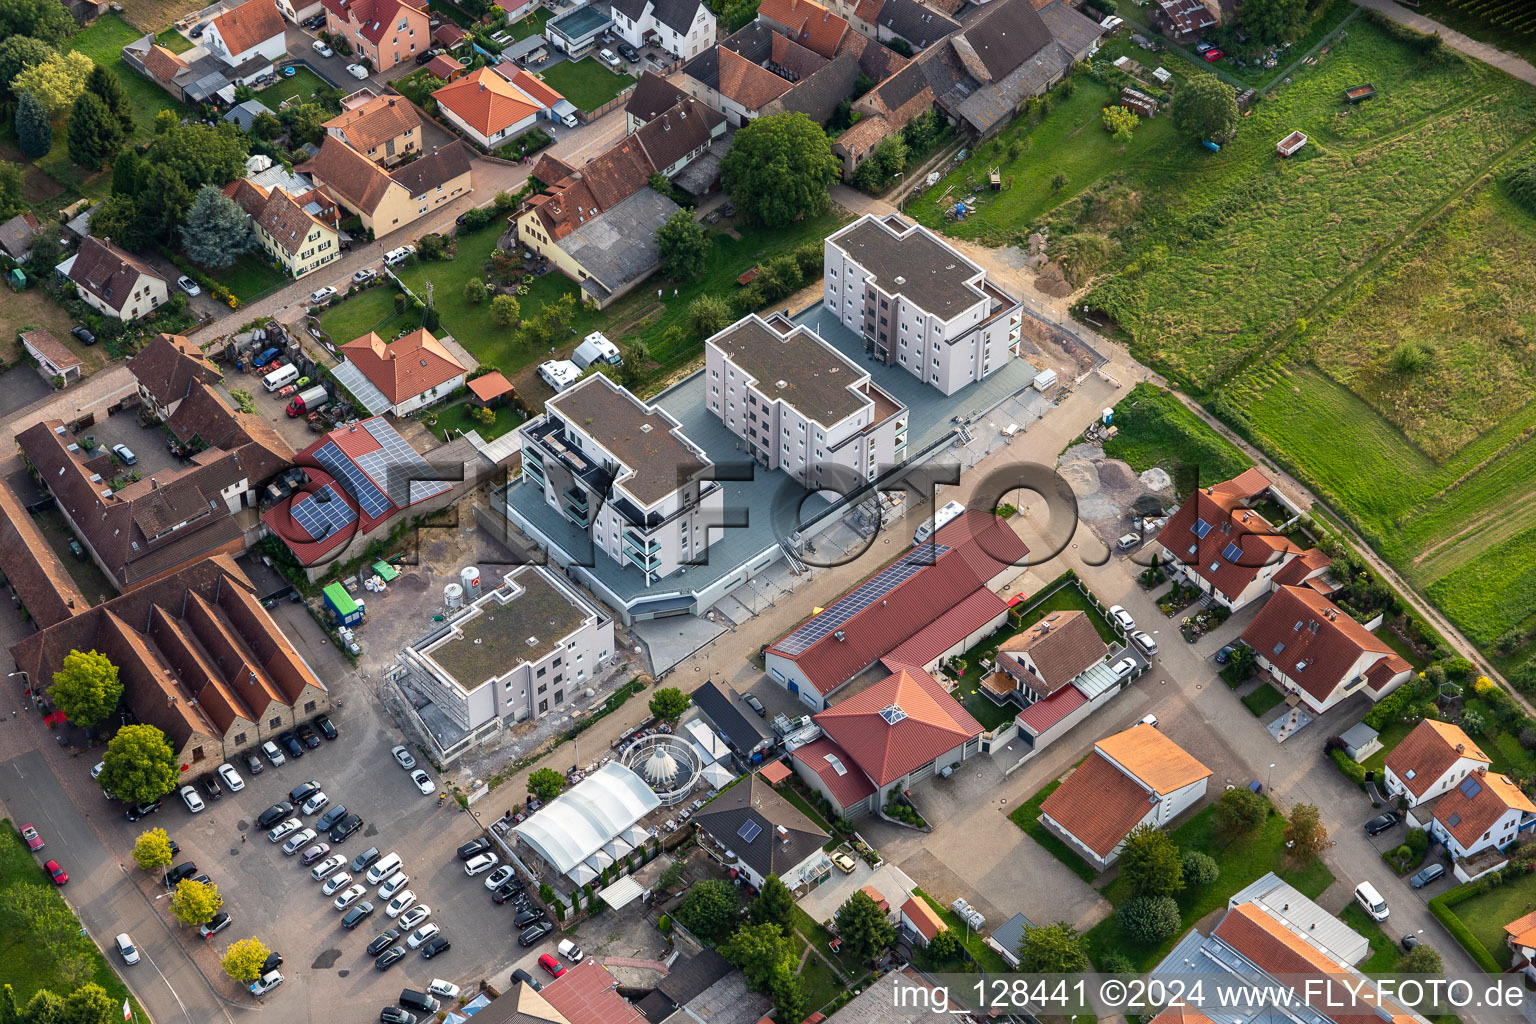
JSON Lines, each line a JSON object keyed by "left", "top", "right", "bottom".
{"left": 610, "top": 0, "right": 717, "bottom": 60}
{"left": 517, "top": 374, "right": 723, "bottom": 585}
{"left": 704, "top": 312, "right": 908, "bottom": 490}
{"left": 824, "top": 214, "right": 1022, "bottom": 396}
{"left": 399, "top": 566, "right": 614, "bottom": 761}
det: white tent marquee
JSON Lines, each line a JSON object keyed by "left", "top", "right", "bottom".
{"left": 512, "top": 761, "right": 661, "bottom": 880}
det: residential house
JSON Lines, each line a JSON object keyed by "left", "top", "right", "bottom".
{"left": 1383, "top": 719, "right": 1490, "bottom": 808}
{"left": 626, "top": 71, "right": 689, "bottom": 131}
{"left": 397, "top": 565, "right": 614, "bottom": 762}
{"left": 223, "top": 99, "right": 276, "bottom": 131}
{"left": 692, "top": 773, "right": 830, "bottom": 888}
{"left": 834, "top": 62, "right": 934, "bottom": 179}
{"left": 546, "top": 4, "right": 615, "bottom": 57}
{"left": 20, "top": 330, "right": 84, "bottom": 387}
{"left": 301, "top": 136, "right": 472, "bottom": 237}
{"left": 873, "top": 0, "right": 958, "bottom": 50}
{"left": 276, "top": 0, "right": 324, "bottom": 25}
{"left": 766, "top": 510, "right": 1026, "bottom": 709}
{"left": 681, "top": 23, "right": 838, "bottom": 126}
{"left": 689, "top": 680, "right": 775, "bottom": 762}
{"left": 704, "top": 311, "right": 908, "bottom": 491}
{"left": 205, "top": 0, "right": 288, "bottom": 67}
{"left": 56, "top": 237, "right": 169, "bottom": 321}
{"left": 790, "top": 664, "right": 983, "bottom": 817}
{"left": 1037, "top": 723, "right": 1211, "bottom": 870}
{"left": 337, "top": 328, "right": 467, "bottom": 416}
{"left": 610, "top": 0, "right": 717, "bottom": 61}
{"left": 633, "top": 97, "right": 726, "bottom": 177}
{"left": 987, "top": 610, "right": 1107, "bottom": 704}
{"left": 756, "top": 0, "right": 852, "bottom": 57}
{"left": 477, "top": 959, "right": 648, "bottom": 1024}
{"left": 1240, "top": 585, "right": 1413, "bottom": 716}
{"left": 125, "top": 332, "right": 221, "bottom": 419}
{"left": 514, "top": 374, "right": 722, "bottom": 583}
{"left": 1415, "top": 769, "right": 1536, "bottom": 872}
{"left": 225, "top": 178, "right": 343, "bottom": 279}
{"left": 1506, "top": 911, "right": 1536, "bottom": 982}
{"left": 7, "top": 555, "right": 333, "bottom": 780}
{"left": 433, "top": 67, "right": 546, "bottom": 149}
{"left": 824, "top": 213, "right": 1022, "bottom": 395}
{"left": 0, "top": 211, "right": 42, "bottom": 261}
{"left": 899, "top": 896, "right": 948, "bottom": 948}
{"left": 635, "top": 951, "right": 773, "bottom": 1024}
{"left": 161, "top": 379, "right": 295, "bottom": 483}
{"left": 1151, "top": 0, "right": 1218, "bottom": 40}
{"left": 321, "top": 0, "right": 431, "bottom": 70}
{"left": 1151, "top": 467, "right": 1332, "bottom": 612}
{"left": 0, "top": 475, "right": 88, "bottom": 628}
{"left": 323, "top": 94, "right": 423, "bottom": 167}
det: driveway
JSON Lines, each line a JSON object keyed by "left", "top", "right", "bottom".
{"left": 85, "top": 411, "right": 181, "bottom": 482}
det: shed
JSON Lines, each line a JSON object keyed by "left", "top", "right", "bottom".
{"left": 986, "top": 911, "right": 1034, "bottom": 967}
{"left": 1031, "top": 368, "right": 1058, "bottom": 392}
{"left": 1339, "top": 722, "right": 1381, "bottom": 763}
{"left": 323, "top": 581, "right": 365, "bottom": 626}
{"left": 468, "top": 370, "right": 514, "bottom": 407}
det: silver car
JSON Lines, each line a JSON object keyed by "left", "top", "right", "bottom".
{"left": 333, "top": 884, "right": 366, "bottom": 910}
{"left": 282, "top": 828, "right": 317, "bottom": 855}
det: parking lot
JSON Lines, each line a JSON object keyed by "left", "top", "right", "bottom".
{"left": 107, "top": 692, "right": 564, "bottom": 1021}
{"left": 82, "top": 411, "right": 181, "bottom": 482}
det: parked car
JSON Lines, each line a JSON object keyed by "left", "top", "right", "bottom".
{"left": 391, "top": 746, "right": 417, "bottom": 770}
{"left": 72, "top": 326, "right": 96, "bottom": 346}
{"left": 484, "top": 865, "right": 515, "bottom": 891}
{"left": 125, "top": 800, "right": 161, "bottom": 822}
{"left": 288, "top": 779, "right": 321, "bottom": 805}
{"left": 314, "top": 715, "right": 338, "bottom": 740}
{"left": 385, "top": 891, "right": 418, "bottom": 918}
{"left": 1131, "top": 630, "right": 1158, "bottom": 656}
{"left": 199, "top": 911, "right": 232, "bottom": 939}
{"left": 537, "top": 952, "right": 565, "bottom": 976}
{"left": 1108, "top": 605, "right": 1136, "bottom": 631}
{"left": 44, "top": 859, "right": 68, "bottom": 885}
{"left": 256, "top": 803, "right": 295, "bottom": 830}
{"left": 1112, "top": 656, "right": 1138, "bottom": 677}
{"left": 378, "top": 872, "right": 410, "bottom": 900}
{"left": 114, "top": 933, "right": 140, "bottom": 965}
{"left": 68, "top": 539, "right": 85, "bottom": 560}
{"left": 311, "top": 854, "right": 346, "bottom": 881}
{"left": 176, "top": 275, "right": 201, "bottom": 296}
{"left": 322, "top": 872, "right": 353, "bottom": 896}
{"left": 246, "top": 753, "right": 264, "bottom": 775}
{"left": 203, "top": 779, "right": 227, "bottom": 806}
{"left": 464, "top": 852, "right": 498, "bottom": 876}
{"left": 421, "top": 936, "right": 451, "bottom": 959}
{"left": 375, "top": 946, "right": 406, "bottom": 971}
{"left": 1204, "top": 49, "right": 1223, "bottom": 61}
{"left": 301, "top": 842, "right": 332, "bottom": 865}
{"left": 1409, "top": 863, "right": 1445, "bottom": 889}
{"left": 521, "top": 921, "right": 554, "bottom": 947}
{"left": 410, "top": 769, "right": 436, "bottom": 795}
{"left": 317, "top": 805, "right": 349, "bottom": 832}
{"left": 1215, "top": 645, "right": 1235, "bottom": 664}
{"left": 383, "top": 245, "right": 415, "bottom": 266}
{"left": 368, "top": 929, "right": 402, "bottom": 956}
{"left": 283, "top": 829, "right": 318, "bottom": 855}
{"left": 312, "top": 39, "right": 334, "bottom": 57}
{"left": 1401, "top": 933, "right": 1421, "bottom": 952}
{"left": 334, "top": 884, "right": 366, "bottom": 910}
{"left": 261, "top": 741, "right": 285, "bottom": 767}
{"left": 217, "top": 764, "right": 245, "bottom": 791}
{"left": 268, "top": 818, "right": 302, "bottom": 843}
{"left": 111, "top": 443, "right": 138, "bottom": 466}
{"left": 310, "top": 285, "right": 337, "bottom": 304}
{"left": 250, "top": 971, "right": 284, "bottom": 996}
{"left": 351, "top": 268, "right": 377, "bottom": 285}
{"left": 1364, "top": 811, "right": 1400, "bottom": 836}
{"left": 743, "top": 693, "right": 766, "bottom": 717}
{"left": 397, "top": 905, "right": 431, "bottom": 931}
{"left": 342, "top": 902, "right": 376, "bottom": 929}
{"left": 278, "top": 732, "right": 304, "bottom": 759}
{"left": 406, "top": 923, "right": 440, "bottom": 949}
{"left": 557, "top": 939, "right": 583, "bottom": 962}
{"left": 1354, "top": 881, "right": 1389, "bottom": 921}
{"left": 428, "top": 980, "right": 460, "bottom": 1000}
{"left": 831, "top": 852, "right": 856, "bottom": 874}
{"left": 615, "top": 40, "right": 638, "bottom": 61}
{"left": 512, "top": 968, "right": 541, "bottom": 991}
{"left": 1116, "top": 532, "right": 1141, "bottom": 550}
{"left": 189, "top": 21, "right": 205, "bottom": 36}
{"left": 381, "top": 1008, "right": 417, "bottom": 1024}
{"left": 164, "top": 862, "right": 197, "bottom": 886}
{"left": 351, "top": 847, "right": 382, "bottom": 873}
{"left": 492, "top": 880, "right": 526, "bottom": 904}
{"left": 330, "top": 814, "right": 364, "bottom": 843}
{"left": 295, "top": 723, "right": 320, "bottom": 748}
{"left": 514, "top": 908, "right": 547, "bottom": 928}
{"left": 1195, "top": 40, "right": 1214, "bottom": 52}
{"left": 20, "top": 824, "right": 43, "bottom": 851}
{"left": 346, "top": 63, "right": 369, "bottom": 79}
{"left": 301, "top": 791, "right": 330, "bottom": 815}
{"left": 179, "top": 785, "right": 206, "bottom": 813}
{"left": 598, "top": 47, "right": 620, "bottom": 66}
{"left": 457, "top": 838, "right": 492, "bottom": 861}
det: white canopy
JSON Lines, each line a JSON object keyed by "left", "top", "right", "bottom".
{"left": 700, "top": 762, "right": 735, "bottom": 789}
{"left": 512, "top": 761, "right": 661, "bottom": 875}
{"left": 597, "top": 875, "right": 646, "bottom": 911}
{"left": 683, "top": 719, "right": 730, "bottom": 764}
{"left": 569, "top": 862, "right": 598, "bottom": 885}
{"left": 620, "top": 825, "right": 652, "bottom": 847}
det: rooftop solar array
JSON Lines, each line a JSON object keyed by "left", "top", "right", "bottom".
{"left": 774, "top": 542, "right": 951, "bottom": 655}
{"left": 1221, "top": 541, "right": 1243, "bottom": 563}
{"left": 290, "top": 485, "right": 358, "bottom": 541}
{"left": 737, "top": 820, "right": 762, "bottom": 843}
{"left": 354, "top": 419, "right": 451, "bottom": 509}
{"left": 1460, "top": 776, "right": 1483, "bottom": 799}
{"left": 1194, "top": 518, "right": 1212, "bottom": 538}
{"left": 313, "top": 441, "right": 392, "bottom": 518}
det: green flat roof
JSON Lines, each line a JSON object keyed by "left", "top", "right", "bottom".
{"left": 323, "top": 582, "right": 359, "bottom": 615}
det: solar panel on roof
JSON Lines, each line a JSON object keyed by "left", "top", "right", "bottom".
{"left": 1460, "top": 776, "right": 1483, "bottom": 799}
{"left": 1446, "top": 813, "right": 1461, "bottom": 827}
{"left": 1221, "top": 541, "right": 1243, "bottom": 562}
{"left": 1193, "top": 518, "right": 1212, "bottom": 538}
{"left": 353, "top": 420, "right": 452, "bottom": 508}
{"left": 290, "top": 485, "right": 358, "bottom": 541}
{"left": 313, "top": 441, "right": 391, "bottom": 518}
{"left": 737, "top": 820, "right": 762, "bottom": 843}
{"left": 774, "top": 543, "right": 950, "bottom": 655}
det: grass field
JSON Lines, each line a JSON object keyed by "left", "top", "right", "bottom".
{"left": 1438, "top": 871, "right": 1536, "bottom": 968}
{"left": 1241, "top": 683, "right": 1285, "bottom": 717}
{"left": 202, "top": 252, "right": 291, "bottom": 304}
{"left": 256, "top": 66, "right": 334, "bottom": 109}
{"left": 509, "top": 8, "right": 554, "bottom": 39}
{"left": 0, "top": 820, "right": 144, "bottom": 1012}
{"left": 430, "top": 399, "right": 524, "bottom": 442}
{"left": 320, "top": 286, "right": 409, "bottom": 343}
{"left": 1339, "top": 903, "right": 1402, "bottom": 974}
{"left": 1100, "top": 382, "right": 1252, "bottom": 484}
{"left": 538, "top": 58, "right": 632, "bottom": 111}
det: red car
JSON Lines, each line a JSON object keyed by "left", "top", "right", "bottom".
{"left": 45, "top": 860, "right": 68, "bottom": 886}
{"left": 1203, "top": 49, "right": 1223, "bottom": 61}
{"left": 537, "top": 954, "right": 565, "bottom": 978}
{"left": 20, "top": 824, "right": 43, "bottom": 851}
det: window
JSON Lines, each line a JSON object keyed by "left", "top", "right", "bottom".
{"left": 270, "top": 717, "right": 282, "bottom": 729}
{"left": 536, "top": 666, "right": 547, "bottom": 678}
{"left": 304, "top": 700, "right": 316, "bottom": 712}
{"left": 539, "top": 699, "right": 548, "bottom": 713}
{"left": 234, "top": 732, "right": 247, "bottom": 746}
{"left": 554, "top": 690, "right": 563, "bottom": 704}
{"left": 192, "top": 747, "right": 204, "bottom": 761}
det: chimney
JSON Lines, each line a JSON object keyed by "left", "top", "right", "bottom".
{"left": 150, "top": 477, "right": 159, "bottom": 489}
{"left": 1456, "top": 743, "right": 1465, "bottom": 754}
{"left": 1478, "top": 766, "right": 1488, "bottom": 776}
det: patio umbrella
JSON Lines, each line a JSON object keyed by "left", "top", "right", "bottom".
{"left": 700, "top": 762, "right": 734, "bottom": 789}
{"left": 568, "top": 862, "right": 598, "bottom": 885}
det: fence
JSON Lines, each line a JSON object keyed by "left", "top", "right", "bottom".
{"left": 579, "top": 83, "right": 636, "bottom": 124}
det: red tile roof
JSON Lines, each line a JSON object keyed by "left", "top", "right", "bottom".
{"left": 767, "top": 510, "right": 1027, "bottom": 696}
{"left": 1038, "top": 751, "right": 1154, "bottom": 858}
{"left": 1384, "top": 719, "right": 1488, "bottom": 799}
{"left": 791, "top": 735, "right": 875, "bottom": 807}
{"left": 20, "top": 329, "right": 82, "bottom": 371}
{"left": 342, "top": 329, "right": 466, "bottom": 404}
{"left": 141, "top": 44, "right": 188, "bottom": 83}
{"left": 995, "top": 610, "right": 1107, "bottom": 695}
{"left": 813, "top": 665, "right": 981, "bottom": 786}
{"left": 434, "top": 67, "right": 542, "bottom": 137}
{"left": 300, "top": 135, "right": 399, "bottom": 216}
{"left": 0, "top": 476, "right": 87, "bottom": 629}
{"left": 1431, "top": 769, "right": 1535, "bottom": 849}
{"left": 502, "top": 66, "right": 565, "bottom": 108}
{"left": 1507, "top": 909, "right": 1536, "bottom": 950}
{"left": 717, "top": 46, "right": 794, "bottom": 109}
{"left": 210, "top": 0, "right": 284, "bottom": 56}
{"left": 758, "top": 760, "right": 792, "bottom": 785}
{"left": 883, "top": 587, "right": 1008, "bottom": 669}
{"left": 434, "top": 22, "right": 466, "bottom": 46}
{"left": 468, "top": 370, "right": 513, "bottom": 401}
{"left": 901, "top": 896, "right": 947, "bottom": 940}
{"left": 541, "top": 959, "right": 648, "bottom": 1024}
{"left": 323, "top": 94, "right": 422, "bottom": 155}
{"left": 1240, "top": 586, "right": 1409, "bottom": 705}
{"left": 1014, "top": 682, "right": 1087, "bottom": 734}
{"left": 757, "top": 0, "right": 850, "bottom": 57}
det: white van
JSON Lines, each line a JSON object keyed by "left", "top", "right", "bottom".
{"left": 914, "top": 500, "right": 966, "bottom": 545}
{"left": 366, "top": 851, "right": 403, "bottom": 886}
{"left": 1354, "top": 881, "right": 1389, "bottom": 921}
{"left": 262, "top": 363, "right": 299, "bottom": 392}
{"left": 383, "top": 245, "right": 416, "bottom": 266}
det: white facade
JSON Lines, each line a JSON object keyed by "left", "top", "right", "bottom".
{"left": 275, "top": 0, "right": 324, "bottom": 21}
{"left": 517, "top": 374, "right": 723, "bottom": 585}
{"left": 435, "top": 102, "right": 540, "bottom": 149}
{"left": 400, "top": 565, "right": 614, "bottom": 732}
{"left": 704, "top": 313, "right": 908, "bottom": 491}
{"left": 1384, "top": 754, "right": 1489, "bottom": 808}
{"left": 1429, "top": 803, "right": 1531, "bottom": 859}
{"left": 204, "top": 18, "right": 288, "bottom": 67}
{"left": 611, "top": 0, "right": 716, "bottom": 60}
{"left": 1252, "top": 647, "right": 1408, "bottom": 716}
{"left": 57, "top": 254, "right": 169, "bottom": 321}
{"left": 389, "top": 372, "right": 465, "bottom": 416}
{"left": 824, "top": 214, "right": 1022, "bottom": 396}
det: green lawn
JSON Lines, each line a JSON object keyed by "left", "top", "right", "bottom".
{"left": 790, "top": 904, "right": 860, "bottom": 975}
{"left": 1008, "top": 775, "right": 1099, "bottom": 883}
{"left": 395, "top": 226, "right": 526, "bottom": 354}
{"left": 537, "top": 58, "right": 632, "bottom": 111}
{"left": 154, "top": 27, "right": 194, "bottom": 53}
{"left": 912, "top": 888, "right": 1013, "bottom": 973}
{"left": 509, "top": 8, "right": 555, "bottom": 39}
{"left": 320, "top": 286, "right": 410, "bottom": 343}
{"left": 1084, "top": 801, "right": 1335, "bottom": 970}
{"left": 256, "top": 66, "right": 335, "bottom": 110}
{"left": 194, "top": 251, "right": 290, "bottom": 304}
{"left": 1437, "top": 872, "right": 1536, "bottom": 969}
{"left": 1241, "top": 683, "right": 1285, "bottom": 717}
{"left": 429, "top": 399, "right": 524, "bottom": 442}
{"left": 1339, "top": 903, "right": 1402, "bottom": 975}
{"left": 955, "top": 686, "right": 1016, "bottom": 733}
{"left": 795, "top": 952, "right": 843, "bottom": 1014}
{"left": 0, "top": 820, "right": 145, "bottom": 1013}
{"left": 1415, "top": 0, "right": 1536, "bottom": 66}
{"left": 1100, "top": 382, "right": 1253, "bottom": 486}
{"left": 1360, "top": 719, "right": 1414, "bottom": 780}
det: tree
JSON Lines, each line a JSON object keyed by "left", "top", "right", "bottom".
{"left": 463, "top": 278, "right": 488, "bottom": 305}
{"left": 144, "top": 120, "right": 248, "bottom": 190}
{"left": 14, "top": 91, "right": 50, "bottom": 159}
{"left": 490, "top": 293, "right": 521, "bottom": 327}
{"left": 1118, "top": 894, "right": 1181, "bottom": 944}
{"left": 656, "top": 209, "right": 709, "bottom": 280}
{"left": 1101, "top": 104, "right": 1139, "bottom": 143}
{"left": 1016, "top": 921, "right": 1090, "bottom": 972}
{"left": 527, "top": 766, "right": 564, "bottom": 802}
{"left": 84, "top": 64, "right": 132, "bottom": 135}
{"left": 1238, "top": 0, "right": 1307, "bottom": 43}
{"left": 1119, "top": 823, "right": 1184, "bottom": 898}
{"left": 0, "top": 162, "right": 22, "bottom": 221}
{"left": 719, "top": 922, "right": 796, "bottom": 989}
{"left": 1180, "top": 849, "right": 1220, "bottom": 887}
{"left": 648, "top": 687, "right": 690, "bottom": 721}
{"left": 1397, "top": 944, "right": 1442, "bottom": 974}
{"left": 132, "top": 163, "right": 193, "bottom": 248}
{"left": 12, "top": 51, "right": 92, "bottom": 115}
{"left": 834, "top": 890, "right": 896, "bottom": 963}
{"left": 250, "top": 111, "right": 281, "bottom": 141}
{"left": 48, "top": 650, "right": 122, "bottom": 729}
{"left": 170, "top": 878, "right": 223, "bottom": 926}
{"left": 222, "top": 938, "right": 273, "bottom": 982}
{"left": 771, "top": 969, "right": 807, "bottom": 1024}
{"left": 99, "top": 724, "right": 178, "bottom": 806}
{"left": 58, "top": 984, "right": 114, "bottom": 1024}
{"left": 180, "top": 185, "right": 253, "bottom": 269}
{"left": 676, "top": 879, "right": 739, "bottom": 942}
{"left": 131, "top": 828, "right": 175, "bottom": 872}
{"left": 923, "top": 927, "right": 964, "bottom": 965}
{"left": 0, "top": 0, "right": 73, "bottom": 44}
{"left": 87, "top": 193, "right": 145, "bottom": 252}
{"left": 1171, "top": 71, "right": 1239, "bottom": 144}
{"left": 538, "top": 291, "right": 578, "bottom": 336}
{"left": 1214, "top": 785, "right": 1268, "bottom": 837}
{"left": 721, "top": 112, "right": 838, "bottom": 228}
{"left": 856, "top": 133, "right": 907, "bottom": 189}
{"left": 67, "top": 91, "right": 123, "bottom": 171}
{"left": 279, "top": 102, "right": 329, "bottom": 147}
{"left": 689, "top": 294, "right": 731, "bottom": 338}
{"left": 111, "top": 147, "right": 140, "bottom": 196}
{"left": 0, "top": 985, "right": 16, "bottom": 1024}
{"left": 0, "top": 37, "right": 53, "bottom": 98}
{"left": 1284, "top": 803, "right": 1328, "bottom": 861}
{"left": 748, "top": 874, "right": 795, "bottom": 936}
{"left": 21, "top": 991, "right": 62, "bottom": 1024}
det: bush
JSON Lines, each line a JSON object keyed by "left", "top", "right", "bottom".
{"left": 1405, "top": 827, "right": 1430, "bottom": 856}
{"left": 1180, "top": 849, "right": 1220, "bottom": 887}
{"left": 1331, "top": 747, "right": 1368, "bottom": 788}
{"left": 1118, "top": 895, "right": 1181, "bottom": 944}
{"left": 463, "top": 278, "right": 488, "bottom": 305}
{"left": 459, "top": 205, "right": 497, "bottom": 232}
{"left": 417, "top": 233, "right": 450, "bottom": 260}
{"left": 1097, "top": 952, "right": 1133, "bottom": 973}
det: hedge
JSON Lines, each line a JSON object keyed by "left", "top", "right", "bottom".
{"left": 1329, "top": 747, "right": 1367, "bottom": 790}
{"left": 1428, "top": 884, "right": 1501, "bottom": 974}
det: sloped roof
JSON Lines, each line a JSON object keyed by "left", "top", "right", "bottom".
{"left": 142, "top": 43, "right": 189, "bottom": 82}
{"left": 627, "top": 71, "right": 689, "bottom": 122}
{"left": 833, "top": 113, "right": 890, "bottom": 158}
{"left": 323, "top": 94, "right": 422, "bottom": 155}
{"left": 341, "top": 328, "right": 466, "bottom": 404}
{"left": 0, "top": 476, "right": 87, "bottom": 628}
{"left": 1506, "top": 909, "right": 1536, "bottom": 950}
{"left": 321, "top": 0, "right": 427, "bottom": 44}
{"left": 1240, "top": 586, "right": 1408, "bottom": 704}
{"left": 20, "top": 329, "right": 83, "bottom": 371}
{"left": 757, "top": 0, "right": 849, "bottom": 57}
{"left": 126, "top": 333, "right": 221, "bottom": 411}
{"left": 211, "top": 0, "right": 284, "bottom": 55}
{"left": 468, "top": 370, "right": 513, "bottom": 401}
{"left": 390, "top": 141, "right": 473, "bottom": 196}
{"left": 1385, "top": 719, "right": 1490, "bottom": 798}
{"left": 718, "top": 46, "right": 795, "bottom": 108}
{"left": 301, "top": 134, "right": 399, "bottom": 214}
{"left": 0, "top": 211, "right": 41, "bottom": 258}
{"left": 502, "top": 66, "right": 566, "bottom": 108}
{"left": 66, "top": 236, "right": 167, "bottom": 314}
{"left": 1038, "top": 750, "right": 1155, "bottom": 858}
{"left": 876, "top": 0, "right": 959, "bottom": 48}
{"left": 256, "top": 187, "right": 332, "bottom": 255}
{"left": 1432, "top": 770, "right": 1536, "bottom": 849}
{"left": 692, "top": 774, "right": 827, "bottom": 881}
{"left": 542, "top": 960, "right": 648, "bottom": 1024}
{"left": 163, "top": 378, "right": 295, "bottom": 484}
{"left": 223, "top": 177, "right": 271, "bottom": 217}
{"left": 790, "top": 735, "right": 876, "bottom": 808}
{"left": 1095, "top": 723, "right": 1211, "bottom": 794}
{"left": 995, "top": 610, "right": 1107, "bottom": 695}
{"left": 434, "top": 66, "right": 543, "bottom": 136}
{"left": 634, "top": 97, "right": 723, "bottom": 171}
{"left": 427, "top": 53, "right": 463, "bottom": 79}
{"left": 900, "top": 896, "right": 947, "bottom": 940}
{"left": 956, "top": 0, "right": 1051, "bottom": 79}
{"left": 813, "top": 664, "right": 981, "bottom": 786}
